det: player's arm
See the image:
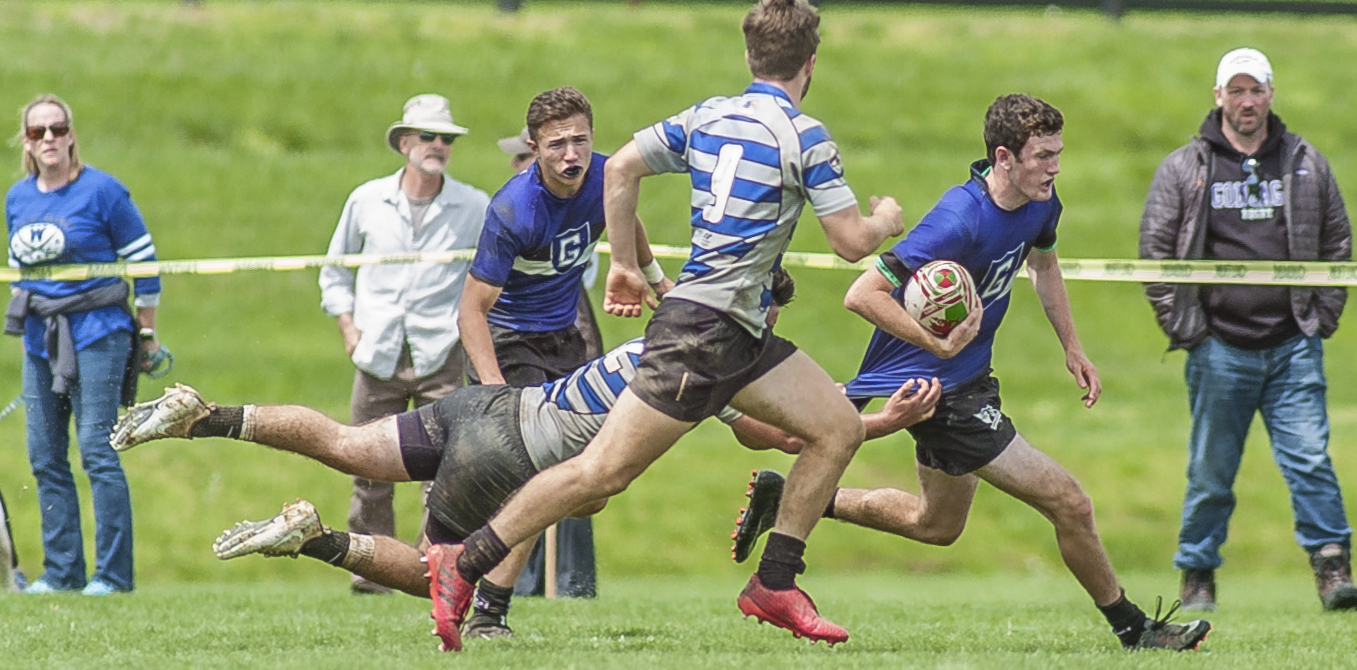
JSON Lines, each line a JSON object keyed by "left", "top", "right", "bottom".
{"left": 633, "top": 218, "right": 675, "bottom": 301}
{"left": 457, "top": 276, "right": 507, "bottom": 385}
{"left": 844, "top": 263, "right": 981, "bottom": 359}
{"left": 817, "top": 197, "right": 905, "bottom": 263}
{"left": 602, "top": 140, "right": 658, "bottom": 318}
{"left": 1026, "top": 247, "right": 1100, "bottom": 408}
{"left": 727, "top": 415, "right": 805, "bottom": 454}
{"left": 861, "top": 377, "right": 941, "bottom": 440}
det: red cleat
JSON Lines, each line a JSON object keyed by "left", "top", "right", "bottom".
{"left": 426, "top": 543, "right": 476, "bottom": 652}
{"left": 737, "top": 574, "right": 849, "bottom": 645}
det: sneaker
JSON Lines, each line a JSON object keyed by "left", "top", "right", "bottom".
{"left": 736, "top": 573, "right": 849, "bottom": 645}
{"left": 731, "top": 470, "right": 784, "bottom": 563}
{"left": 81, "top": 579, "right": 125, "bottom": 596}
{"left": 22, "top": 578, "right": 70, "bottom": 594}
{"left": 109, "top": 383, "right": 212, "bottom": 451}
{"left": 1130, "top": 598, "right": 1210, "bottom": 651}
{"left": 212, "top": 499, "right": 323, "bottom": 560}
{"left": 1311, "top": 543, "right": 1357, "bottom": 611}
{"left": 464, "top": 609, "right": 514, "bottom": 639}
{"left": 426, "top": 543, "right": 476, "bottom": 652}
{"left": 1179, "top": 568, "right": 1216, "bottom": 611}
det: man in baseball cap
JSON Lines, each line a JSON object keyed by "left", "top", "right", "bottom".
{"left": 1141, "top": 47, "right": 1357, "bottom": 613}
{"left": 320, "top": 94, "right": 488, "bottom": 594}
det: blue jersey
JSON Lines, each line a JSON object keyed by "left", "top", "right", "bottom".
{"left": 469, "top": 153, "right": 606, "bottom": 332}
{"left": 633, "top": 83, "right": 857, "bottom": 335}
{"left": 846, "top": 161, "right": 1060, "bottom": 396}
{"left": 5, "top": 167, "right": 160, "bottom": 356}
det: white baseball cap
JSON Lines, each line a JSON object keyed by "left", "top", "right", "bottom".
{"left": 497, "top": 127, "right": 532, "bottom": 156}
{"left": 1216, "top": 48, "right": 1272, "bottom": 89}
{"left": 385, "top": 94, "right": 469, "bottom": 154}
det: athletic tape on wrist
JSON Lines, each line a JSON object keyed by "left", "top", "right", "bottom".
{"left": 5, "top": 244, "right": 1356, "bottom": 286}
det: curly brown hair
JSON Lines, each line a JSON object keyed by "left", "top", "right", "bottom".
{"left": 526, "top": 87, "right": 593, "bottom": 143}
{"left": 743, "top": 0, "right": 820, "bottom": 82}
{"left": 983, "top": 94, "right": 1063, "bottom": 164}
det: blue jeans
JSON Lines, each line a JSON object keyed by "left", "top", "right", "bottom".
{"left": 23, "top": 331, "right": 134, "bottom": 591}
{"left": 1175, "top": 334, "right": 1351, "bottom": 570}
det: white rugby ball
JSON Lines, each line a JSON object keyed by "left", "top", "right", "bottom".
{"left": 902, "top": 260, "right": 981, "bottom": 337}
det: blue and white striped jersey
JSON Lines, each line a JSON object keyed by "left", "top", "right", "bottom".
{"left": 633, "top": 82, "right": 858, "bottom": 335}
{"left": 518, "top": 338, "right": 742, "bottom": 470}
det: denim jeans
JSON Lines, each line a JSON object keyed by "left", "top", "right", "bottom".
{"left": 23, "top": 330, "right": 134, "bottom": 591}
{"left": 1175, "top": 334, "right": 1351, "bottom": 570}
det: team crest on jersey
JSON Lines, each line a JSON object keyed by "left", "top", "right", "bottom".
{"left": 10, "top": 221, "right": 66, "bottom": 266}
{"left": 977, "top": 242, "right": 1026, "bottom": 303}
{"left": 552, "top": 222, "right": 593, "bottom": 272}
{"left": 973, "top": 405, "right": 1003, "bottom": 431}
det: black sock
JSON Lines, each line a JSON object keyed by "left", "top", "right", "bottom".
{"left": 190, "top": 406, "right": 244, "bottom": 438}
{"left": 456, "top": 527, "right": 510, "bottom": 585}
{"left": 823, "top": 489, "right": 839, "bottom": 519}
{"left": 756, "top": 532, "right": 806, "bottom": 590}
{"left": 298, "top": 529, "right": 349, "bottom": 566}
{"left": 474, "top": 579, "right": 514, "bottom": 616}
{"left": 1098, "top": 590, "right": 1146, "bottom": 647}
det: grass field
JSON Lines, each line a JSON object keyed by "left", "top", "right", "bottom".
{"left": 4, "top": 0, "right": 1357, "bottom": 595}
{"left": 3, "top": 573, "right": 1355, "bottom": 668}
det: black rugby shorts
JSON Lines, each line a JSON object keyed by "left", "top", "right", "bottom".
{"left": 629, "top": 299, "right": 797, "bottom": 422}
{"left": 904, "top": 372, "right": 1016, "bottom": 476}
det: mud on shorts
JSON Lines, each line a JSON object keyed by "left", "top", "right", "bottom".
{"left": 629, "top": 298, "right": 798, "bottom": 422}
{"left": 393, "top": 385, "right": 537, "bottom": 543}
{"left": 466, "top": 323, "right": 589, "bottom": 386}
{"left": 903, "top": 372, "right": 1017, "bottom": 476}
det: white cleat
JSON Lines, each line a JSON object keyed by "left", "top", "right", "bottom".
{"left": 213, "top": 500, "right": 324, "bottom": 560}
{"left": 109, "top": 383, "right": 212, "bottom": 452}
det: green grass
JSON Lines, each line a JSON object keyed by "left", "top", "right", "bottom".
{"left": 3, "top": 1, "right": 1357, "bottom": 590}
{"left": 2, "top": 573, "right": 1355, "bottom": 668}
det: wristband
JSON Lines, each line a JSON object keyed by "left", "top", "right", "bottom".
{"left": 641, "top": 258, "right": 666, "bottom": 284}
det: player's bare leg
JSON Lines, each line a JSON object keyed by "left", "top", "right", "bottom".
{"left": 728, "top": 350, "right": 863, "bottom": 644}
{"left": 830, "top": 463, "right": 980, "bottom": 546}
{"left": 975, "top": 434, "right": 1121, "bottom": 606}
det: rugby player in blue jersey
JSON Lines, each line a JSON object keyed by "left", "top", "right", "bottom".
{"left": 458, "top": 86, "right": 671, "bottom": 623}
{"left": 735, "top": 94, "right": 1212, "bottom": 651}
{"left": 426, "top": 0, "right": 906, "bottom": 651}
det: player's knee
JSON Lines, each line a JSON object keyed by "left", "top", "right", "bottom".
{"left": 916, "top": 518, "right": 966, "bottom": 546}
{"left": 1053, "top": 488, "right": 1096, "bottom": 530}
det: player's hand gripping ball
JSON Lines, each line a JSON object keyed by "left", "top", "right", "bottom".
{"left": 903, "top": 260, "right": 981, "bottom": 337}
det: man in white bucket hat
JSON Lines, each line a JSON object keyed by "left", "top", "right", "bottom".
{"left": 319, "top": 93, "right": 489, "bottom": 594}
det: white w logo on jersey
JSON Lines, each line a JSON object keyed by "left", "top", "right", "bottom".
{"left": 978, "top": 243, "right": 1026, "bottom": 304}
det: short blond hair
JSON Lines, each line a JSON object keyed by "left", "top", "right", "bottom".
{"left": 18, "top": 94, "right": 83, "bottom": 179}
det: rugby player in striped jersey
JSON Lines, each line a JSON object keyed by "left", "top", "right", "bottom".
{"left": 426, "top": 0, "right": 905, "bottom": 651}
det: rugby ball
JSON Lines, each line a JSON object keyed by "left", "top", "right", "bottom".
{"left": 902, "top": 260, "right": 981, "bottom": 337}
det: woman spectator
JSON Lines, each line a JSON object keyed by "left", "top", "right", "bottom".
{"left": 5, "top": 94, "right": 163, "bottom": 595}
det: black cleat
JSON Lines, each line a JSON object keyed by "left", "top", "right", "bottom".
{"left": 730, "top": 469, "right": 784, "bottom": 563}
{"left": 463, "top": 609, "right": 514, "bottom": 639}
{"left": 1130, "top": 597, "right": 1211, "bottom": 651}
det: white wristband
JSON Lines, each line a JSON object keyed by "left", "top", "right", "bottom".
{"left": 641, "top": 258, "right": 666, "bottom": 284}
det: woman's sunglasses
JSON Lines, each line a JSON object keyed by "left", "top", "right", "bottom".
{"left": 25, "top": 124, "right": 71, "bottom": 141}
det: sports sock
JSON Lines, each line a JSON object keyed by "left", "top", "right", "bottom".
{"left": 823, "top": 489, "right": 839, "bottom": 519}
{"left": 1097, "top": 590, "right": 1146, "bottom": 647}
{"left": 474, "top": 579, "right": 514, "bottom": 616}
{"left": 299, "top": 529, "right": 350, "bottom": 566}
{"left": 191, "top": 406, "right": 245, "bottom": 439}
{"left": 756, "top": 532, "right": 806, "bottom": 590}
{"left": 456, "top": 527, "right": 511, "bottom": 585}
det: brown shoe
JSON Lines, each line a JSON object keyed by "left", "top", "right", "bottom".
{"left": 1311, "top": 544, "right": 1357, "bottom": 611}
{"left": 1180, "top": 569, "right": 1216, "bottom": 612}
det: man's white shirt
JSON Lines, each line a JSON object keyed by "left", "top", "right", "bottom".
{"left": 319, "top": 168, "right": 488, "bottom": 379}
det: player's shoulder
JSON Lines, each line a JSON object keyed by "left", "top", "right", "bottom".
{"left": 487, "top": 170, "right": 543, "bottom": 227}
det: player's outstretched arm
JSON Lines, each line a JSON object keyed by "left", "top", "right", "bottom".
{"left": 861, "top": 378, "right": 941, "bottom": 440}
{"left": 1026, "top": 248, "right": 1100, "bottom": 408}
{"left": 817, "top": 196, "right": 905, "bottom": 262}
{"left": 728, "top": 415, "right": 805, "bottom": 454}
{"left": 602, "top": 141, "right": 658, "bottom": 317}
{"left": 457, "top": 276, "right": 507, "bottom": 385}
{"left": 844, "top": 266, "right": 982, "bottom": 359}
